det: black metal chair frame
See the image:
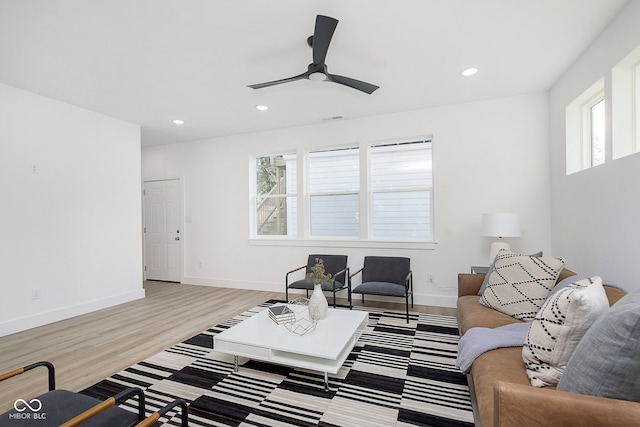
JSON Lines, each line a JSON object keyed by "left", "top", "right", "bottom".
{"left": 61, "top": 387, "right": 146, "bottom": 427}
{"left": 136, "top": 399, "right": 189, "bottom": 427}
{"left": 350, "top": 260, "right": 414, "bottom": 323}
{"left": 285, "top": 256, "right": 352, "bottom": 308}
{"left": 0, "top": 361, "right": 146, "bottom": 427}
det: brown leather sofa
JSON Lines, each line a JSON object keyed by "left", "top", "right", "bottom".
{"left": 457, "top": 270, "right": 640, "bottom": 427}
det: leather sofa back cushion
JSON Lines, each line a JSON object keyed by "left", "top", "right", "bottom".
{"left": 557, "top": 291, "right": 640, "bottom": 402}
{"left": 479, "top": 253, "right": 565, "bottom": 320}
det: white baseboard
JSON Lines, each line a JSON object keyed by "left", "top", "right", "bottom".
{"left": 0, "top": 289, "right": 146, "bottom": 337}
{"left": 182, "top": 276, "right": 273, "bottom": 290}
{"left": 183, "top": 276, "right": 457, "bottom": 308}
{"left": 413, "top": 293, "right": 457, "bottom": 308}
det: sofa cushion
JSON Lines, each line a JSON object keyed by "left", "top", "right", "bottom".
{"left": 457, "top": 295, "right": 522, "bottom": 335}
{"left": 557, "top": 291, "right": 640, "bottom": 402}
{"left": 523, "top": 276, "right": 609, "bottom": 387}
{"left": 479, "top": 253, "right": 565, "bottom": 320}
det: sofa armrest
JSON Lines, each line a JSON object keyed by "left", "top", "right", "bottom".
{"left": 458, "top": 273, "right": 485, "bottom": 297}
{"left": 493, "top": 381, "right": 640, "bottom": 427}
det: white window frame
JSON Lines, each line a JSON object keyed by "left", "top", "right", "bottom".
{"left": 566, "top": 78, "right": 605, "bottom": 175}
{"left": 251, "top": 152, "right": 297, "bottom": 238}
{"left": 306, "top": 146, "right": 360, "bottom": 238}
{"left": 612, "top": 43, "right": 640, "bottom": 159}
{"left": 584, "top": 94, "right": 605, "bottom": 168}
{"left": 367, "top": 140, "right": 433, "bottom": 241}
{"left": 250, "top": 136, "right": 436, "bottom": 249}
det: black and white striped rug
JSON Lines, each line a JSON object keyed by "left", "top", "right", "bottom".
{"left": 81, "top": 301, "right": 473, "bottom": 426}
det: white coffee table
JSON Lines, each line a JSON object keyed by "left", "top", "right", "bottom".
{"left": 214, "top": 305, "right": 368, "bottom": 390}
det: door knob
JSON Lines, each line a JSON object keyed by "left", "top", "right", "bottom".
{"left": 175, "top": 237, "right": 180, "bottom": 241}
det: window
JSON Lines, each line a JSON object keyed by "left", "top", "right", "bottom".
{"left": 370, "top": 141, "right": 432, "bottom": 239}
{"left": 590, "top": 98, "right": 605, "bottom": 167}
{"left": 251, "top": 136, "right": 434, "bottom": 243}
{"left": 612, "top": 44, "right": 640, "bottom": 159}
{"left": 254, "top": 154, "right": 296, "bottom": 236}
{"left": 308, "top": 147, "right": 359, "bottom": 237}
{"left": 566, "top": 78, "right": 605, "bottom": 174}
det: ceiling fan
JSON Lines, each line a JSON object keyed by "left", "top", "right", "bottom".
{"left": 247, "top": 15, "right": 379, "bottom": 95}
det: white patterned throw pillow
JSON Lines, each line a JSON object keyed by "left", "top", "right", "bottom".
{"left": 523, "top": 276, "right": 609, "bottom": 387}
{"left": 479, "top": 251, "right": 565, "bottom": 320}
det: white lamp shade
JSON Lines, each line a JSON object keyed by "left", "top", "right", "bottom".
{"left": 480, "top": 213, "right": 521, "bottom": 238}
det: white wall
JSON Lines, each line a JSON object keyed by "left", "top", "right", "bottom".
{"left": 549, "top": 0, "right": 640, "bottom": 292}
{"left": 0, "top": 83, "right": 145, "bottom": 336}
{"left": 143, "top": 92, "right": 553, "bottom": 308}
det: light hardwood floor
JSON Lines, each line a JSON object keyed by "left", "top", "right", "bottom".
{"left": 0, "top": 281, "right": 455, "bottom": 412}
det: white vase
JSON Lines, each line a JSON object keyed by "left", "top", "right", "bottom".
{"left": 308, "top": 283, "right": 328, "bottom": 320}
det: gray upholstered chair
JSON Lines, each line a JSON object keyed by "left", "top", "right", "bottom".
{"left": 285, "top": 254, "right": 350, "bottom": 308}
{"left": 350, "top": 256, "right": 413, "bottom": 323}
{"left": 0, "top": 361, "right": 145, "bottom": 426}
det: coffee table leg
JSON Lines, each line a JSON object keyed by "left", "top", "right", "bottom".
{"left": 234, "top": 355, "right": 239, "bottom": 372}
{"left": 324, "top": 372, "right": 329, "bottom": 392}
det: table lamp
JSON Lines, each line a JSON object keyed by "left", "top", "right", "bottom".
{"left": 481, "top": 213, "right": 521, "bottom": 264}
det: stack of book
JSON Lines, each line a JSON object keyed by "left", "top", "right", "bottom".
{"left": 268, "top": 305, "right": 296, "bottom": 324}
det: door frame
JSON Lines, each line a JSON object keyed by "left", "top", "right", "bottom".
{"left": 142, "top": 177, "right": 184, "bottom": 282}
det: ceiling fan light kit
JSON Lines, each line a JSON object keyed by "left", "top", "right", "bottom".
{"left": 308, "top": 71, "right": 327, "bottom": 82}
{"left": 248, "top": 15, "right": 379, "bottom": 94}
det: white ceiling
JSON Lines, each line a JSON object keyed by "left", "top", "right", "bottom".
{"left": 0, "top": 0, "right": 629, "bottom": 146}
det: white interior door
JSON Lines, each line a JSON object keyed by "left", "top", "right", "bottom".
{"left": 144, "top": 179, "right": 182, "bottom": 282}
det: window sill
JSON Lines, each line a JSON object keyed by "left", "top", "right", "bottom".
{"left": 248, "top": 238, "right": 437, "bottom": 250}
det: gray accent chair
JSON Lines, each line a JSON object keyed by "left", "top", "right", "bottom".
{"left": 350, "top": 256, "right": 413, "bottom": 323}
{"left": 285, "top": 254, "right": 351, "bottom": 308}
{"left": 0, "top": 361, "right": 145, "bottom": 426}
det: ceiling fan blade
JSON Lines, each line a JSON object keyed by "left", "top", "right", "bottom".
{"left": 327, "top": 73, "right": 380, "bottom": 94}
{"left": 312, "top": 15, "right": 338, "bottom": 66}
{"left": 247, "top": 72, "right": 308, "bottom": 89}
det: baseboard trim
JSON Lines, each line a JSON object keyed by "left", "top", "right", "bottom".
{"left": 182, "top": 276, "right": 457, "bottom": 308}
{"left": 0, "top": 289, "right": 146, "bottom": 337}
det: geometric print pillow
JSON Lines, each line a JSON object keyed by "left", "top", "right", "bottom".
{"left": 479, "top": 252, "right": 565, "bottom": 320}
{"left": 477, "top": 250, "right": 544, "bottom": 295}
{"left": 522, "top": 276, "right": 610, "bottom": 387}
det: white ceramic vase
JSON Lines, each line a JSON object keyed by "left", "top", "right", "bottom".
{"left": 308, "top": 283, "right": 328, "bottom": 320}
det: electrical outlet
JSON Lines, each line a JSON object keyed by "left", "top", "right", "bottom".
{"left": 31, "top": 289, "right": 41, "bottom": 300}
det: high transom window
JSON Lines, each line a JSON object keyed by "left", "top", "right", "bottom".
{"left": 566, "top": 79, "right": 605, "bottom": 174}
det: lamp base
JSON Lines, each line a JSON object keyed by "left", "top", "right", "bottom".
{"left": 489, "top": 241, "right": 511, "bottom": 264}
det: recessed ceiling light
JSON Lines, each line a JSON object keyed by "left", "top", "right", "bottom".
{"left": 256, "top": 105, "right": 269, "bottom": 111}
{"left": 172, "top": 119, "right": 185, "bottom": 125}
{"left": 461, "top": 67, "right": 479, "bottom": 77}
